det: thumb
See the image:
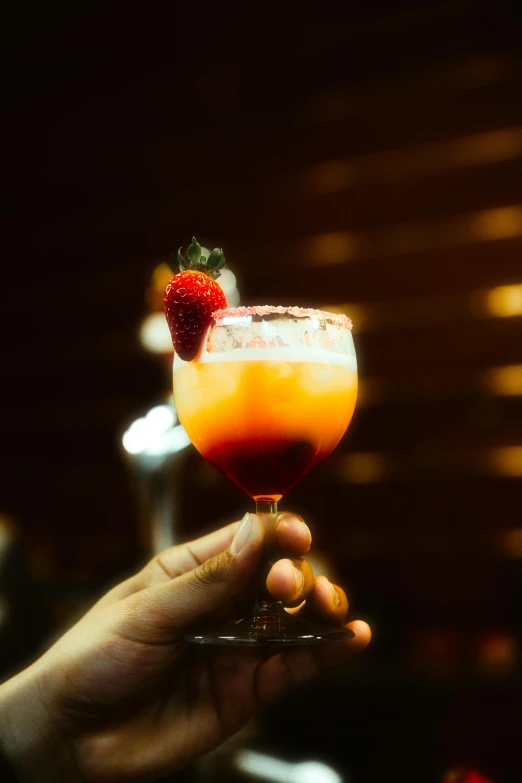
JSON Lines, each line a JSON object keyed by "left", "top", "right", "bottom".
{"left": 128, "top": 513, "right": 265, "bottom": 640}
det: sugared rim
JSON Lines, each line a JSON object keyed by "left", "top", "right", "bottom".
{"left": 212, "top": 305, "right": 352, "bottom": 329}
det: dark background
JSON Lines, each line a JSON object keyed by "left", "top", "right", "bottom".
{"left": 2, "top": 1, "right": 522, "bottom": 781}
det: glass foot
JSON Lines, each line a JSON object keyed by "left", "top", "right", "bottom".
{"left": 184, "top": 604, "right": 355, "bottom": 646}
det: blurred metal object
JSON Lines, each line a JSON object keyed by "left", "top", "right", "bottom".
{"left": 122, "top": 399, "right": 191, "bottom": 553}
{"left": 233, "top": 750, "right": 344, "bottom": 783}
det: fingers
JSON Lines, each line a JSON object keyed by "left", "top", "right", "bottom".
{"left": 305, "top": 575, "right": 349, "bottom": 626}
{"left": 274, "top": 513, "right": 311, "bottom": 556}
{"left": 263, "top": 513, "right": 315, "bottom": 608}
{"left": 92, "top": 521, "right": 242, "bottom": 609}
{"left": 266, "top": 562, "right": 349, "bottom": 626}
{"left": 256, "top": 620, "right": 372, "bottom": 709}
{"left": 343, "top": 620, "right": 372, "bottom": 654}
{"left": 121, "top": 514, "right": 266, "bottom": 642}
{"left": 140, "top": 512, "right": 311, "bottom": 588}
{"left": 266, "top": 558, "right": 315, "bottom": 607}
{"left": 149, "top": 521, "right": 240, "bottom": 581}
{"left": 92, "top": 512, "right": 312, "bottom": 612}
{"left": 154, "top": 512, "right": 311, "bottom": 584}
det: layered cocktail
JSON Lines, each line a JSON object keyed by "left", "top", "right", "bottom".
{"left": 174, "top": 306, "right": 357, "bottom": 502}
{"left": 173, "top": 304, "right": 357, "bottom": 644}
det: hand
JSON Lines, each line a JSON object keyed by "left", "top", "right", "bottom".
{"left": 0, "top": 513, "right": 370, "bottom": 782}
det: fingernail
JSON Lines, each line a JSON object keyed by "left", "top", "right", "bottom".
{"left": 293, "top": 565, "right": 305, "bottom": 594}
{"left": 231, "top": 513, "right": 252, "bottom": 555}
{"left": 276, "top": 513, "right": 312, "bottom": 545}
{"left": 330, "top": 582, "right": 341, "bottom": 606}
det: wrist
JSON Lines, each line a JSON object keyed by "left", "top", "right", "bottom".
{"left": 0, "top": 662, "right": 80, "bottom": 783}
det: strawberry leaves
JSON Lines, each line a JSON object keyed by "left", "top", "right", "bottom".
{"left": 175, "top": 237, "right": 226, "bottom": 280}
{"left": 206, "top": 248, "right": 226, "bottom": 274}
{"left": 187, "top": 237, "right": 202, "bottom": 265}
{"left": 177, "top": 248, "right": 187, "bottom": 270}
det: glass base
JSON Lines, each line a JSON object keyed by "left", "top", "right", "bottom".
{"left": 184, "top": 604, "right": 355, "bottom": 646}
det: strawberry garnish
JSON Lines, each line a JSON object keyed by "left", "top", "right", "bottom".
{"left": 163, "top": 237, "right": 227, "bottom": 361}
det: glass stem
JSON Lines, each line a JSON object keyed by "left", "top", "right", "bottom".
{"left": 254, "top": 500, "right": 285, "bottom": 616}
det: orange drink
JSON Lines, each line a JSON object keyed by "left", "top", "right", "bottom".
{"left": 165, "top": 241, "right": 359, "bottom": 644}
{"left": 173, "top": 306, "right": 357, "bottom": 501}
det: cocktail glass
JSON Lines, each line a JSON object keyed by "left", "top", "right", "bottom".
{"left": 173, "top": 305, "right": 357, "bottom": 645}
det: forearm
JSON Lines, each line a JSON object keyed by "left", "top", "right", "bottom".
{"left": 0, "top": 663, "right": 80, "bottom": 783}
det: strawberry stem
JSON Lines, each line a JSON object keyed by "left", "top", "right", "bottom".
{"left": 173, "top": 236, "right": 226, "bottom": 280}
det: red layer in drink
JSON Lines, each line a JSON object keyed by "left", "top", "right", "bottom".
{"left": 204, "top": 436, "right": 327, "bottom": 500}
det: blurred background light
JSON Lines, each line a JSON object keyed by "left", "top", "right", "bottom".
{"left": 477, "top": 283, "right": 522, "bottom": 318}
{"left": 145, "top": 404, "right": 176, "bottom": 431}
{"left": 442, "top": 768, "right": 494, "bottom": 783}
{"left": 145, "top": 262, "right": 174, "bottom": 310}
{"left": 498, "top": 528, "right": 522, "bottom": 558}
{"left": 483, "top": 446, "right": 522, "bottom": 477}
{"left": 470, "top": 206, "right": 522, "bottom": 242}
{"left": 306, "top": 232, "right": 357, "bottom": 266}
{"left": 339, "top": 452, "right": 390, "bottom": 484}
{"left": 218, "top": 267, "right": 240, "bottom": 306}
{"left": 139, "top": 312, "right": 173, "bottom": 354}
{"left": 303, "top": 126, "right": 522, "bottom": 196}
{"left": 474, "top": 630, "right": 518, "bottom": 674}
{"left": 338, "top": 446, "right": 522, "bottom": 481}
{"left": 481, "top": 365, "right": 522, "bottom": 396}
{"left": 122, "top": 419, "right": 150, "bottom": 456}
{"left": 122, "top": 403, "right": 189, "bottom": 459}
{"left": 323, "top": 280, "right": 522, "bottom": 336}
{"left": 234, "top": 750, "right": 343, "bottom": 783}
{"left": 305, "top": 206, "right": 522, "bottom": 267}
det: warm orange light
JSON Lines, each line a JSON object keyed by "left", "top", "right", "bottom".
{"left": 305, "top": 159, "right": 353, "bottom": 194}
{"left": 443, "top": 767, "right": 494, "bottom": 783}
{"left": 305, "top": 206, "right": 522, "bottom": 266}
{"left": 152, "top": 262, "right": 174, "bottom": 290}
{"left": 474, "top": 631, "right": 517, "bottom": 672}
{"left": 484, "top": 446, "right": 522, "bottom": 477}
{"left": 303, "top": 126, "right": 522, "bottom": 195}
{"left": 470, "top": 206, "right": 522, "bottom": 242}
{"left": 499, "top": 528, "right": 522, "bottom": 558}
{"left": 481, "top": 283, "right": 522, "bottom": 317}
{"left": 340, "top": 452, "right": 390, "bottom": 484}
{"left": 481, "top": 365, "right": 522, "bottom": 396}
{"left": 306, "top": 232, "right": 357, "bottom": 265}
{"left": 146, "top": 262, "right": 174, "bottom": 310}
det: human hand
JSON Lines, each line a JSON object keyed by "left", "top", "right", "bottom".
{"left": 0, "top": 513, "right": 370, "bottom": 782}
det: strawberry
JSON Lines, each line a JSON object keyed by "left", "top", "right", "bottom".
{"left": 163, "top": 237, "right": 227, "bottom": 361}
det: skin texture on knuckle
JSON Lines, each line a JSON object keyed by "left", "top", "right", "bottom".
{"left": 193, "top": 550, "right": 233, "bottom": 590}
